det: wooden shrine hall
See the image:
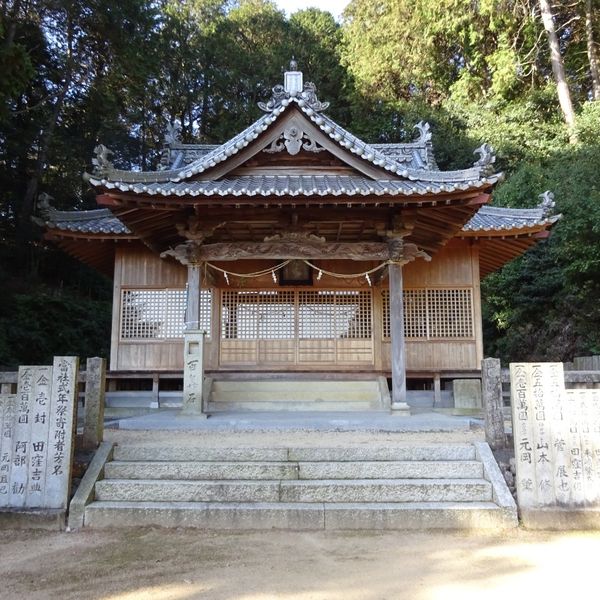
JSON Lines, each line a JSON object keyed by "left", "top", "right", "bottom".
{"left": 37, "top": 64, "right": 559, "bottom": 414}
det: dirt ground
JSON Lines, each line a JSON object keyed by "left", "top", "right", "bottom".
{"left": 1, "top": 527, "right": 599, "bottom": 600}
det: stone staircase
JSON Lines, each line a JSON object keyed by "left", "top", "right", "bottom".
{"left": 207, "top": 378, "right": 389, "bottom": 412}
{"left": 83, "top": 442, "right": 517, "bottom": 530}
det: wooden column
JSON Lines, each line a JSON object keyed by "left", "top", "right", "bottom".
{"left": 185, "top": 263, "right": 202, "bottom": 330}
{"left": 389, "top": 262, "right": 410, "bottom": 415}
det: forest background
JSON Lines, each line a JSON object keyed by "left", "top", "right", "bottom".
{"left": 1, "top": 0, "right": 599, "bottom": 368}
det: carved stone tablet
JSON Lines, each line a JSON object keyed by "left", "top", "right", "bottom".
{"left": 0, "top": 357, "right": 79, "bottom": 511}
{"left": 510, "top": 362, "right": 600, "bottom": 527}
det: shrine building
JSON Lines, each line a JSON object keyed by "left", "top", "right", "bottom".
{"left": 37, "top": 65, "right": 559, "bottom": 413}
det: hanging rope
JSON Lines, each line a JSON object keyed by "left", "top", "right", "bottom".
{"left": 205, "top": 260, "right": 291, "bottom": 278}
{"left": 204, "top": 259, "right": 390, "bottom": 282}
{"left": 302, "top": 260, "right": 389, "bottom": 279}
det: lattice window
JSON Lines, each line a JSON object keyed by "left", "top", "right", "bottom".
{"left": 405, "top": 290, "right": 428, "bottom": 338}
{"left": 427, "top": 289, "right": 473, "bottom": 338}
{"left": 382, "top": 288, "right": 473, "bottom": 339}
{"left": 120, "top": 288, "right": 212, "bottom": 339}
{"left": 299, "top": 290, "right": 371, "bottom": 339}
{"left": 221, "top": 291, "right": 295, "bottom": 339}
{"left": 220, "top": 290, "right": 372, "bottom": 340}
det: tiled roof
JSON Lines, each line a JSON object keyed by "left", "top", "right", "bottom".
{"left": 38, "top": 208, "right": 131, "bottom": 235}
{"left": 463, "top": 206, "right": 561, "bottom": 232}
{"left": 40, "top": 204, "right": 555, "bottom": 237}
{"left": 88, "top": 174, "right": 501, "bottom": 197}
{"left": 88, "top": 99, "right": 495, "bottom": 187}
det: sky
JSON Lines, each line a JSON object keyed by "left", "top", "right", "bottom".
{"left": 274, "top": 0, "right": 350, "bottom": 21}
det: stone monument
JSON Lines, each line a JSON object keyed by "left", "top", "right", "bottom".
{"left": 510, "top": 362, "right": 600, "bottom": 528}
{"left": 0, "top": 356, "right": 79, "bottom": 521}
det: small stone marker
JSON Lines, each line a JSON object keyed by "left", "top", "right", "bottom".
{"left": 0, "top": 357, "right": 79, "bottom": 512}
{"left": 82, "top": 357, "right": 106, "bottom": 450}
{"left": 482, "top": 358, "right": 507, "bottom": 450}
{"left": 182, "top": 331, "right": 206, "bottom": 417}
{"left": 510, "top": 362, "right": 600, "bottom": 529}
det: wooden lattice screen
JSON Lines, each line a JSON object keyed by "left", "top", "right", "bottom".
{"left": 221, "top": 291, "right": 295, "bottom": 339}
{"left": 120, "top": 288, "right": 212, "bottom": 339}
{"left": 382, "top": 288, "right": 473, "bottom": 339}
{"left": 220, "top": 289, "right": 374, "bottom": 366}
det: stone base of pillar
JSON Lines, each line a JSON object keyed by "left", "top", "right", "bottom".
{"left": 390, "top": 402, "right": 411, "bottom": 416}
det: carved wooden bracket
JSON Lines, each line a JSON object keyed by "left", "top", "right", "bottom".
{"left": 388, "top": 238, "right": 431, "bottom": 265}
{"left": 176, "top": 216, "right": 225, "bottom": 242}
{"left": 161, "top": 241, "right": 204, "bottom": 266}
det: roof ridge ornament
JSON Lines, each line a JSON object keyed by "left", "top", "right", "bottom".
{"left": 92, "top": 144, "right": 114, "bottom": 175}
{"left": 258, "top": 61, "right": 330, "bottom": 113}
{"left": 473, "top": 143, "right": 496, "bottom": 175}
{"left": 164, "top": 120, "right": 182, "bottom": 146}
{"left": 538, "top": 190, "right": 555, "bottom": 217}
{"left": 36, "top": 192, "right": 55, "bottom": 219}
{"left": 413, "top": 121, "right": 432, "bottom": 143}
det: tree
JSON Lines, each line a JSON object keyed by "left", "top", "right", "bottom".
{"left": 538, "top": 0, "right": 576, "bottom": 132}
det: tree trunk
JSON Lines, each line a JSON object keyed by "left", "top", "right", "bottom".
{"left": 538, "top": 0, "right": 577, "bottom": 132}
{"left": 585, "top": 0, "right": 600, "bottom": 100}
{"left": 19, "top": 73, "right": 71, "bottom": 228}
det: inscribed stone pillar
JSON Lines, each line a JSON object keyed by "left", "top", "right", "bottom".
{"left": 82, "top": 357, "right": 106, "bottom": 450}
{"left": 388, "top": 262, "right": 410, "bottom": 415}
{"left": 182, "top": 331, "right": 206, "bottom": 417}
{"left": 185, "top": 263, "right": 202, "bottom": 330}
{"left": 481, "top": 358, "right": 507, "bottom": 450}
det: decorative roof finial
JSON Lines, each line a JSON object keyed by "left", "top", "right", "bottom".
{"left": 413, "top": 121, "right": 432, "bottom": 143}
{"left": 473, "top": 143, "right": 496, "bottom": 176}
{"left": 289, "top": 57, "right": 298, "bottom": 71}
{"left": 92, "top": 144, "right": 114, "bottom": 174}
{"left": 164, "top": 120, "right": 182, "bottom": 146}
{"left": 538, "top": 190, "right": 555, "bottom": 217}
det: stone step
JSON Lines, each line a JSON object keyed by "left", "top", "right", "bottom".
{"left": 104, "top": 460, "right": 483, "bottom": 481}
{"left": 212, "top": 381, "right": 379, "bottom": 393}
{"left": 84, "top": 501, "right": 517, "bottom": 530}
{"left": 207, "top": 400, "right": 382, "bottom": 412}
{"left": 210, "top": 392, "right": 379, "bottom": 402}
{"left": 94, "top": 478, "right": 492, "bottom": 503}
{"left": 112, "top": 444, "right": 477, "bottom": 463}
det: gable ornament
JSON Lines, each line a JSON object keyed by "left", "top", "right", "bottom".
{"left": 263, "top": 126, "right": 325, "bottom": 155}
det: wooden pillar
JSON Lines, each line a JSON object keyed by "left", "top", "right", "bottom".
{"left": 185, "top": 263, "right": 202, "bottom": 330}
{"left": 389, "top": 262, "right": 410, "bottom": 415}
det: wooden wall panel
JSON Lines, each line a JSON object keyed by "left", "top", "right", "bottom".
{"left": 404, "top": 240, "right": 475, "bottom": 287}
{"left": 116, "top": 245, "right": 186, "bottom": 287}
{"left": 382, "top": 340, "right": 478, "bottom": 371}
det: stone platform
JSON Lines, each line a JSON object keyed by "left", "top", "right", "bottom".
{"left": 110, "top": 409, "right": 478, "bottom": 433}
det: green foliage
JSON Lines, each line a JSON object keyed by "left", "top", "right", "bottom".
{"left": 483, "top": 128, "right": 600, "bottom": 361}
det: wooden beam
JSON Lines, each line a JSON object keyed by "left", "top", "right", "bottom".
{"left": 174, "top": 240, "right": 392, "bottom": 261}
